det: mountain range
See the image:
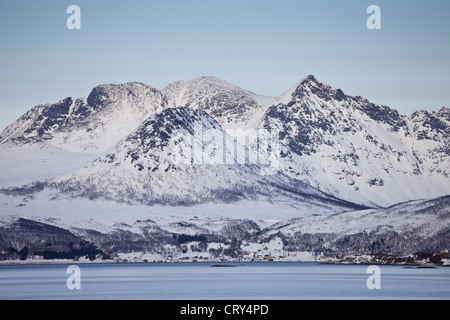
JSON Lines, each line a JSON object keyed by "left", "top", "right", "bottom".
{"left": 0, "top": 75, "right": 448, "bottom": 262}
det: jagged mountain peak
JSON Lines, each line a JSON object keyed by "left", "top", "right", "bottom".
{"left": 275, "top": 74, "right": 344, "bottom": 105}
{"left": 261, "top": 76, "right": 448, "bottom": 207}
{"left": 437, "top": 106, "right": 449, "bottom": 116}
{"left": 0, "top": 96, "right": 85, "bottom": 145}
{"left": 298, "top": 74, "right": 322, "bottom": 86}
{"left": 86, "top": 81, "right": 161, "bottom": 109}
{"left": 0, "top": 81, "right": 168, "bottom": 153}
{"left": 408, "top": 106, "right": 449, "bottom": 142}
{"left": 411, "top": 106, "right": 449, "bottom": 120}
{"left": 276, "top": 75, "right": 406, "bottom": 129}
{"left": 293, "top": 75, "right": 346, "bottom": 102}
{"left": 436, "top": 107, "right": 450, "bottom": 128}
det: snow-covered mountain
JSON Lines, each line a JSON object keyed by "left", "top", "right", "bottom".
{"left": 260, "top": 75, "right": 449, "bottom": 207}
{"left": 1, "top": 75, "right": 448, "bottom": 205}
{"left": 0, "top": 82, "right": 167, "bottom": 187}
{"left": 1, "top": 82, "right": 167, "bottom": 153}
{"left": 0, "top": 75, "right": 448, "bottom": 261}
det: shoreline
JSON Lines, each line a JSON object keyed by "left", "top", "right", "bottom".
{"left": 0, "top": 260, "right": 318, "bottom": 266}
{"left": 2, "top": 252, "right": 449, "bottom": 267}
{"left": 1, "top": 259, "right": 449, "bottom": 267}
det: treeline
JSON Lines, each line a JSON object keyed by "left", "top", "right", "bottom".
{"left": 34, "top": 243, "right": 109, "bottom": 261}
{"left": 3, "top": 247, "right": 29, "bottom": 260}
{"left": 0, "top": 181, "right": 47, "bottom": 196}
{"left": 3, "top": 243, "right": 109, "bottom": 261}
{"left": 177, "top": 234, "right": 207, "bottom": 244}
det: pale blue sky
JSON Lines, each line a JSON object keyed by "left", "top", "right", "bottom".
{"left": 1, "top": 0, "right": 449, "bottom": 131}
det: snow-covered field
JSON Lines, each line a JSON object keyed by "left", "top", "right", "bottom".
{"left": 0, "top": 189, "right": 341, "bottom": 234}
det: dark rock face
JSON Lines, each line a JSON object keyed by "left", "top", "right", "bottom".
{"left": 86, "top": 86, "right": 107, "bottom": 110}
{"left": 1, "top": 97, "right": 73, "bottom": 143}
{"left": 410, "top": 109, "right": 450, "bottom": 141}
{"left": 0, "top": 82, "right": 164, "bottom": 146}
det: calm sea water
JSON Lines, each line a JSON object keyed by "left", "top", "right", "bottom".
{"left": 0, "top": 262, "right": 449, "bottom": 300}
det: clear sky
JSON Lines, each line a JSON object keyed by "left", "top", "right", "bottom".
{"left": 1, "top": 0, "right": 449, "bottom": 131}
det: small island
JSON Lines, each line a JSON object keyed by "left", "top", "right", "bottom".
{"left": 210, "top": 264, "right": 237, "bottom": 268}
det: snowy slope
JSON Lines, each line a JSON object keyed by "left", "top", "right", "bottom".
{"left": 0, "top": 143, "right": 96, "bottom": 188}
{"left": 261, "top": 196, "right": 450, "bottom": 238}
{"left": 253, "top": 195, "right": 450, "bottom": 256}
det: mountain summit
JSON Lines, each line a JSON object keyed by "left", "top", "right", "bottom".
{"left": 162, "top": 76, "right": 273, "bottom": 129}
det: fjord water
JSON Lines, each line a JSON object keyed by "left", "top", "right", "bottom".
{"left": 0, "top": 263, "right": 449, "bottom": 300}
